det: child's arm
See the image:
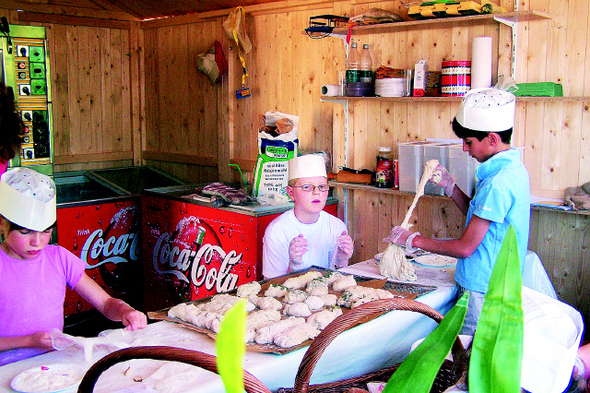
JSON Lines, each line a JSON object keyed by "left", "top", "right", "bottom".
{"left": 73, "top": 274, "right": 147, "bottom": 331}
{"left": 0, "top": 332, "right": 53, "bottom": 352}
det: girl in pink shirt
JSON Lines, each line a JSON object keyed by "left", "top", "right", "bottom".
{"left": 0, "top": 168, "right": 148, "bottom": 365}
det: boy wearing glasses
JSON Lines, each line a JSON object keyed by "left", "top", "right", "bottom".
{"left": 262, "top": 154, "right": 354, "bottom": 279}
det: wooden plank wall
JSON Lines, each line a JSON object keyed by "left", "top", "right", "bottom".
{"left": 0, "top": 8, "right": 140, "bottom": 172}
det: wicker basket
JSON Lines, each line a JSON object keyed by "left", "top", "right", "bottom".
{"left": 279, "top": 298, "right": 465, "bottom": 393}
{"left": 76, "top": 346, "right": 272, "bottom": 393}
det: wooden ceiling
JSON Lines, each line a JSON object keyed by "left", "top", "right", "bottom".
{"left": 95, "top": 0, "right": 287, "bottom": 20}
{"left": 8, "top": 0, "right": 288, "bottom": 21}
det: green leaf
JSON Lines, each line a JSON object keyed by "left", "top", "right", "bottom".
{"left": 382, "top": 291, "right": 468, "bottom": 393}
{"left": 469, "top": 225, "right": 524, "bottom": 393}
{"left": 216, "top": 299, "right": 246, "bottom": 393}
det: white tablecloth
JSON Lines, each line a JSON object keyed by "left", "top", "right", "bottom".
{"left": 0, "top": 264, "right": 460, "bottom": 393}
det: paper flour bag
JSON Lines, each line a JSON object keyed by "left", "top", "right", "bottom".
{"left": 252, "top": 112, "right": 299, "bottom": 198}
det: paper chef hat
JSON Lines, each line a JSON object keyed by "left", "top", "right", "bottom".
{"left": 520, "top": 286, "right": 584, "bottom": 393}
{"left": 455, "top": 88, "right": 516, "bottom": 132}
{"left": 288, "top": 154, "right": 327, "bottom": 181}
{"left": 0, "top": 168, "right": 57, "bottom": 232}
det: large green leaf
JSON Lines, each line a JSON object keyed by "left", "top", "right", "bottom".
{"left": 469, "top": 225, "right": 524, "bottom": 393}
{"left": 216, "top": 299, "right": 246, "bottom": 393}
{"left": 382, "top": 291, "right": 468, "bottom": 393}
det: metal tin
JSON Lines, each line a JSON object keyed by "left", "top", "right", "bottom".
{"left": 441, "top": 60, "right": 471, "bottom": 96}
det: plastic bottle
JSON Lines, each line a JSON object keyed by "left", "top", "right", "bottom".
{"left": 346, "top": 42, "right": 361, "bottom": 84}
{"left": 375, "top": 147, "right": 394, "bottom": 188}
{"left": 360, "top": 43, "right": 374, "bottom": 83}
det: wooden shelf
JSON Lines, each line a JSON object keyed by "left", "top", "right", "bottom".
{"left": 329, "top": 180, "right": 450, "bottom": 200}
{"left": 321, "top": 95, "right": 589, "bottom": 103}
{"left": 331, "top": 181, "right": 590, "bottom": 216}
{"left": 331, "top": 10, "right": 551, "bottom": 36}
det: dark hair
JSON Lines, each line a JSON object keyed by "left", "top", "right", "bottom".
{"left": 452, "top": 118, "right": 512, "bottom": 144}
{"left": 1, "top": 215, "right": 56, "bottom": 234}
{"left": 0, "top": 83, "right": 26, "bottom": 162}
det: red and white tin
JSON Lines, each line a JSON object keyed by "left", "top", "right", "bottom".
{"left": 441, "top": 61, "right": 471, "bottom": 96}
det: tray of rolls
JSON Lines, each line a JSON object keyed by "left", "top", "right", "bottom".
{"left": 148, "top": 267, "right": 419, "bottom": 354}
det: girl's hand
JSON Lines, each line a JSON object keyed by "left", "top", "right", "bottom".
{"left": 121, "top": 310, "right": 148, "bottom": 331}
{"left": 30, "top": 331, "right": 54, "bottom": 350}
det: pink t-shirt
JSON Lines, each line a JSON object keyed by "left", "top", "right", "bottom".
{"left": 0, "top": 245, "right": 86, "bottom": 365}
{"left": 0, "top": 160, "right": 7, "bottom": 177}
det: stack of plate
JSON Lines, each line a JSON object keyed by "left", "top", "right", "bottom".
{"left": 375, "top": 77, "right": 406, "bottom": 97}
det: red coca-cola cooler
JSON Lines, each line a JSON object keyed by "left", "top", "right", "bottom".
{"left": 54, "top": 167, "right": 183, "bottom": 327}
{"left": 141, "top": 185, "right": 338, "bottom": 312}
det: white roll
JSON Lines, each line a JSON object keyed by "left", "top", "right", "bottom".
{"left": 321, "top": 84, "right": 341, "bottom": 96}
{"left": 471, "top": 36, "right": 493, "bottom": 89}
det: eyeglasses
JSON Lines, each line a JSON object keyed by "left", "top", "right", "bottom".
{"left": 291, "top": 184, "right": 330, "bottom": 192}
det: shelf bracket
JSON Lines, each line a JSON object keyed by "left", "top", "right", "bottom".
{"left": 493, "top": 15, "right": 518, "bottom": 80}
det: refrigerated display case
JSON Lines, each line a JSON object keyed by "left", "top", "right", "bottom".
{"left": 55, "top": 167, "right": 184, "bottom": 320}
{"left": 141, "top": 185, "right": 339, "bottom": 312}
{"left": 86, "top": 166, "right": 184, "bottom": 195}
{"left": 54, "top": 171, "right": 141, "bottom": 318}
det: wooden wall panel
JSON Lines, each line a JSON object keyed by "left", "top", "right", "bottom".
{"left": 141, "top": 20, "right": 223, "bottom": 183}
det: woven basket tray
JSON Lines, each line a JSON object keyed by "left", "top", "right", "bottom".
{"left": 278, "top": 298, "right": 465, "bottom": 393}
{"left": 77, "top": 346, "right": 272, "bottom": 393}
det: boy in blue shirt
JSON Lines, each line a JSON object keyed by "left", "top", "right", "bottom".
{"left": 388, "top": 88, "right": 530, "bottom": 334}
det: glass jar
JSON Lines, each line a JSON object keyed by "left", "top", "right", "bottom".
{"left": 375, "top": 147, "right": 394, "bottom": 188}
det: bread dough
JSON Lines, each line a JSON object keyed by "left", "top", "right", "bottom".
{"left": 332, "top": 275, "right": 357, "bottom": 292}
{"left": 255, "top": 317, "right": 305, "bottom": 344}
{"left": 274, "top": 323, "right": 320, "bottom": 348}
{"left": 237, "top": 281, "right": 262, "bottom": 298}
{"left": 284, "top": 289, "right": 308, "bottom": 304}
{"left": 380, "top": 159, "right": 440, "bottom": 281}
{"left": 304, "top": 295, "right": 325, "bottom": 311}
{"left": 306, "top": 278, "right": 329, "bottom": 296}
{"left": 264, "top": 283, "right": 288, "bottom": 298}
{"left": 283, "top": 302, "right": 312, "bottom": 317}
{"left": 307, "top": 307, "right": 343, "bottom": 330}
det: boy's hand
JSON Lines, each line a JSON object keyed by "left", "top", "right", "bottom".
{"left": 384, "top": 226, "right": 411, "bottom": 246}
{"left": 429, "top": 163, "right": 456, "bottom": 197}
{"left": 336, "top": 231, "right": 354, "bottom": 262}
{"left": 289, "top": 234, "right": 308, "bottom": 265}
{"left": 121, "top": 309, "right": 148, "bottom": 331}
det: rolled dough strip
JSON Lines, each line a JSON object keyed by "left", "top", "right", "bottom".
{"left": 400, "top": 159, "right": 440, "bottom": 229}
{"left": 379, "top": 159, "right": 440, "bottom": 281}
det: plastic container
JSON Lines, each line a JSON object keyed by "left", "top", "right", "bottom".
{"left": 423, "top": 143, "right": 450, "bottom": 196}
{"left": 397, "top": 141, "right": 437, "bottom": 193}
{"left": 346, "top": 82, "right": 373, "bottom": 97}
{"left": 448, "top": 144, "right": 479, "bottom": 197}
{"left": 346, "top": 42, "right": 361, "bottom": 84}
{"left": 441, "top": 60, "right": 471, "bottom": 96}
{"left": 375, "top": 146, "right": 394, "bottom": 188}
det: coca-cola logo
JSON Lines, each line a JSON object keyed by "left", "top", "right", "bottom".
{"left": 152, "top": 217, "right": 242, "bottom": 298}
{"left": 80, "top": 228, "right": 140, "bottom": 267}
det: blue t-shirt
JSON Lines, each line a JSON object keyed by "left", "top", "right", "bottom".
{"left": 455, "top": 148, "right": 530, "bottom": 293}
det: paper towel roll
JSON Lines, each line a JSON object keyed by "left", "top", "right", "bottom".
{"left": 322, "top": 84, "right": 341, "bottom": 96}
{"left": 471, "top": 36, "right": 492, "bottom": 89}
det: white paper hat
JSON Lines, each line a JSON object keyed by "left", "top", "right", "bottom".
{"left": 0, "top": 168, "right": 57, "bottom": 231}
{"left": 288, "top": 154, "right": 327, "bottom": 180}
{"left": 455, "top": 88, "right": 516, "bottom": 132}
{"left": 520, "top": 286, "right": 583, "bottom": 393}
